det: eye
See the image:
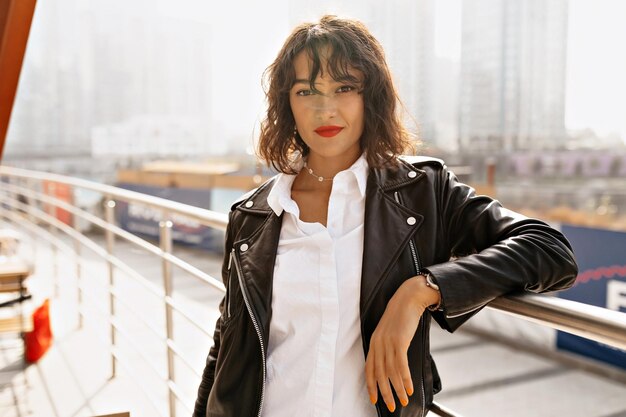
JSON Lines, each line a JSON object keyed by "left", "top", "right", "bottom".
{"left": 295, "top": 89, "right": 314, "bottom": 97}
{"left": 337, "top": 85, "right": 356, "bottom": 93}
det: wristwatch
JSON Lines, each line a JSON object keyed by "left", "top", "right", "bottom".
{"left": 423, "top": 273, "right": 442, "bottom": 312}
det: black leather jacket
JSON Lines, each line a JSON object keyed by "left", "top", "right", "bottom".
{"left": 193, "top": 156, "right": 578, "bottom": 417}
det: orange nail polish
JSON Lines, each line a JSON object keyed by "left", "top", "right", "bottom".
{"left": 388, "top": 403, "right": 395, "bottom": 412}
{"left": 401, "top": 398, "right": 408, "bottom": 407}
{"left": 407, "top": 387, "right": 414, "bottom": 396}
{"left": 370, "top": 395, "right": 376, "bottom": 404}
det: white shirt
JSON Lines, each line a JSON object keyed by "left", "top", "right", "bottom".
{"left": 262, "top": 154, "right": 378, "bottom": 417}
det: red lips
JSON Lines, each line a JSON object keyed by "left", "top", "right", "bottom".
{"left": 314, "top": 125, "right": 343, "bottom": 137}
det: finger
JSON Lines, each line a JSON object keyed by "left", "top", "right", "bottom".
{"left": 365, "top": 348, "right": 377, "bottom": 404}
{"left": 386, "top": 349, "right": 409, "bottom": 407}
{"left": 376, "top": 347, "right": 395, "bottom": 412}
{"left": 396, "top": 347, "right": 414, "bottom": 397}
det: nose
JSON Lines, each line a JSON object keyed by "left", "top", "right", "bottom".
{"left": 308, "top": 93, "right": 338, "bottom": 118}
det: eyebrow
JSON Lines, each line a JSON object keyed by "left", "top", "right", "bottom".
{"left": 292, "top": 78, "right": 361, "bottom": 86}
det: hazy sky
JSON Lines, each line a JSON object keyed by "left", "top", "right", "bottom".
{"left": 565, "top": 0, "right": 626, "bottom": 138}
{"left": 437, "top": 0, "right": 626, "bottom": 139}
{"left": 159, "top": 0, "right": 626, "bottom": 140}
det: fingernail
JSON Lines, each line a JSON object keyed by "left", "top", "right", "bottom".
{"left": 401, "top": 398, "right": 408, "bottom": 407}
{"left": 387, "top": 403, "right": 395, "bottom": 412}
{"left": 370, "top": 395, "right": 376, "bottom": 404}
{"left": 407, "top": 387, "right": 414, "bottom": 396}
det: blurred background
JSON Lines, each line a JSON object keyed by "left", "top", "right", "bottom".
{"left": 4, "top": 0, "right": 626, "bottom": 227}
{"left": 1, "top": 1, "right": 626, "bottom": 416}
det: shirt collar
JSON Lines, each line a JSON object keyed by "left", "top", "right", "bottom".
{"left": 266, "top": 153, "right": 369, "bottom": 216}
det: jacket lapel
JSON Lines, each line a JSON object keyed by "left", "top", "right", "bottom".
{"left": 231, "top": 180, "right": 283, "bottom": 344}
{"left": 360, "top": 159, "right": 426, "bottom": 317}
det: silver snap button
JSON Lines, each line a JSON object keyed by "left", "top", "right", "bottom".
{"left": 240, "top": 243, "right": 249, "bottom": 252}
{"left": 407, "top": 217, "right": 416, "bottom": 225}
{"left": 245, "top": 201, "right": 254, "bottom": 208}
{"left": 408, "top": 171, "right": 417, "bottom": 178}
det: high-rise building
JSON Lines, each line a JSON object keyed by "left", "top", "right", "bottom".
{"left": 459, "top": 0, "right": 569, "bottom": 153}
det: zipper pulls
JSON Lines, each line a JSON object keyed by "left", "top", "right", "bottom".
{"left": 394, "top": 191, "right": 422, "bottom": 274}
{"left": 228, "top": 249, "right": 233, "bottom": 270}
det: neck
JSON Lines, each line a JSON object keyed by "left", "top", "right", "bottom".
{"left": 293, "top": 151, "right": 361, "bottom": 192}
{"left": 305, "top": 151, "right": 361, "bottom": 179}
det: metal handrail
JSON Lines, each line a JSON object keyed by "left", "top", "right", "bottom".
{"left": 0, "top": 181, "right": 224, "bottom": 291}
{"left": 0, "top": 165, "right": 228, "bottom": 229}
{"left": 489, "top": 294, "right": 626, "bottom": 351}
{"left": 2, "top": 166, "right": 626, "bottom": 417}
{"left": 0, "top": 167, "right": 229, "bottom": 417}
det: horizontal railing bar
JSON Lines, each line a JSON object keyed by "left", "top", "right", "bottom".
{"left": 166, "top": 339, "right": 203, "bottom": 380}
{"left": 78, "top": 296, "right": 116, "bottom": 323}
{"left": 111, "top": 316, "right": 169, "bottom": 381}
{"left": 4, "top": 182, "right": 169, "bottom": 255}
{"left": 166, "top": 295, "right": 213, "bottom": 338}
{"left": 167, "top": 379, "right": 194, "bottom": 414}
{"left": 3, "top": 182, "right": 225, "bottom": 291}
{"left": 488, "top": 293, "right": 626, "bottom": 351}
{"left": 110, "top": 287, "right": 167, "bottom": 341}
{"left": 0, "top": 209, "right": 75, "bottom": 257}
{"left": 110, "top": 344, "right": 169, "bottom": 417}
{"left": 75, "top": 306, "right": 178, "bottom": 417}
{"left": 430, "top": 401, "right": 464, "bottom": 417}
{"left": 1, "top": 195, "right": 166, "bottom": 299}
{"left": 164, "top": 251, "right": 225, "bottom": 292}
{"left": 0, "top": 166, "right": 229, "bottom": 230}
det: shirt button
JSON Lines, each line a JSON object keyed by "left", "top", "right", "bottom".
{"left": 407, "top": 217, "right": 416, "bottom": 225}
{"left": 245, "top": 201, "right": 254, "bottom": 208}
{"left": 240, "top": 243, "right": 249, "bottom": 252}
{"left": 408, "top": 171, "right": 417, "bottom": 178}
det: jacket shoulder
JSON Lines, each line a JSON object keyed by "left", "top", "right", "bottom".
{"left": 398, "top": 155, "right": 446, "bottom": 168}
{"left": 229, "top": 175, "right": 278, "bottom": 211}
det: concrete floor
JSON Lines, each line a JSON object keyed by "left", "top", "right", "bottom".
{"left": 1, "top": 226, "right": 625, "bottom": 417}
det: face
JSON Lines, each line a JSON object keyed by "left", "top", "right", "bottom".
{"left": 289, "top": 49, "right": 365, "bottom": 164}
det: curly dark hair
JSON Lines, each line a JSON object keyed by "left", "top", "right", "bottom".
{"left": 257, "top": 15, "right": 415, "bottom": 174}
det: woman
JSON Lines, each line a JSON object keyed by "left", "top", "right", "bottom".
{"left": 194, "top": 15, "right": 578, "bottom": 417}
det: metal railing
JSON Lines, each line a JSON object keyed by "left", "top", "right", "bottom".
{"left": 1, "top": 165, "right": 626, "bottom": 417}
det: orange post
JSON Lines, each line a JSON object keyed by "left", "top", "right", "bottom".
{"left": 0, "top": 0, "right": 37, "bottom": 160}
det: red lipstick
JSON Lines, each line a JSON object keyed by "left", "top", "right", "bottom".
{"left": 314, "top": 125, "right": 343, "bottom": 138}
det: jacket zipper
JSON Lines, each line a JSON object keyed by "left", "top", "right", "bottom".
{"left": 231, "top": 247, "right": 266, "bottom": 417}
{"left": 394, "top": 191, "right": 426, "bottom": 417}
{"left": 227, "top": 251, "right": 233, "bottom": 318}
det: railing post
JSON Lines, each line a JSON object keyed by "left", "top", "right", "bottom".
{"left": 51, "top": 234, "right": 59, "bottom": 298}
{"left": 160, "top": 218, "right": 176, "bottom": 417}
{"left": 105, "top": 198, "right": 117, "bottom": 377}
{"left": 26, "top": 178, "right": 38, "bottom": 265}
{"left": 159, "top": 219, "right": 176, "bottom": 417}
{"left": 48, "top": 182, "right": 59, "bottom": 297}
{"left": 72, "top": 186, "right": 83, "bottom": 330}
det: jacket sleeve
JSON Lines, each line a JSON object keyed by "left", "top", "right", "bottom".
{"left": 193, "top": 210, "right": 235, "bottom": 417}
{"left": 426, "top": 165, "right": 579, "bottom": 333}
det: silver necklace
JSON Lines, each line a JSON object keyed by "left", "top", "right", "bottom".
{"left": 303, "top": 161, "right": 333, "bottom": 182}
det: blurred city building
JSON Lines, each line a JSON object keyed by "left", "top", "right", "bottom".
{"left": 458, "top": 0, "right": 569, "bottom": 153}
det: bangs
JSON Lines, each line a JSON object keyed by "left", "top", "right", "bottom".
{"left": 305, "top": 38, "right": 361, "bottom": 83}
{"left": 284, "top": 34, "right": 363, "bottom": 94}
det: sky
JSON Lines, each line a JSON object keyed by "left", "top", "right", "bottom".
{"left": 434, "top": 0, "right": 626, "bottom": 140}
{"left": 565, "top": 0, "right": 626, "bottom": 138}
{"left": 162, "top": 0, "right": 626, "bottom": 141}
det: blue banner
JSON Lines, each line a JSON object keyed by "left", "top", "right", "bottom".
{"left": 557, "top": 225, "right": 626, "bottom": 369}
{"left": 115, "top": 183, "right": 226, "bottom": 253}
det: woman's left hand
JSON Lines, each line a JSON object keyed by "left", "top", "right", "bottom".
{"left": 365, "top": 275, "right": 440, "bottom": 413}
